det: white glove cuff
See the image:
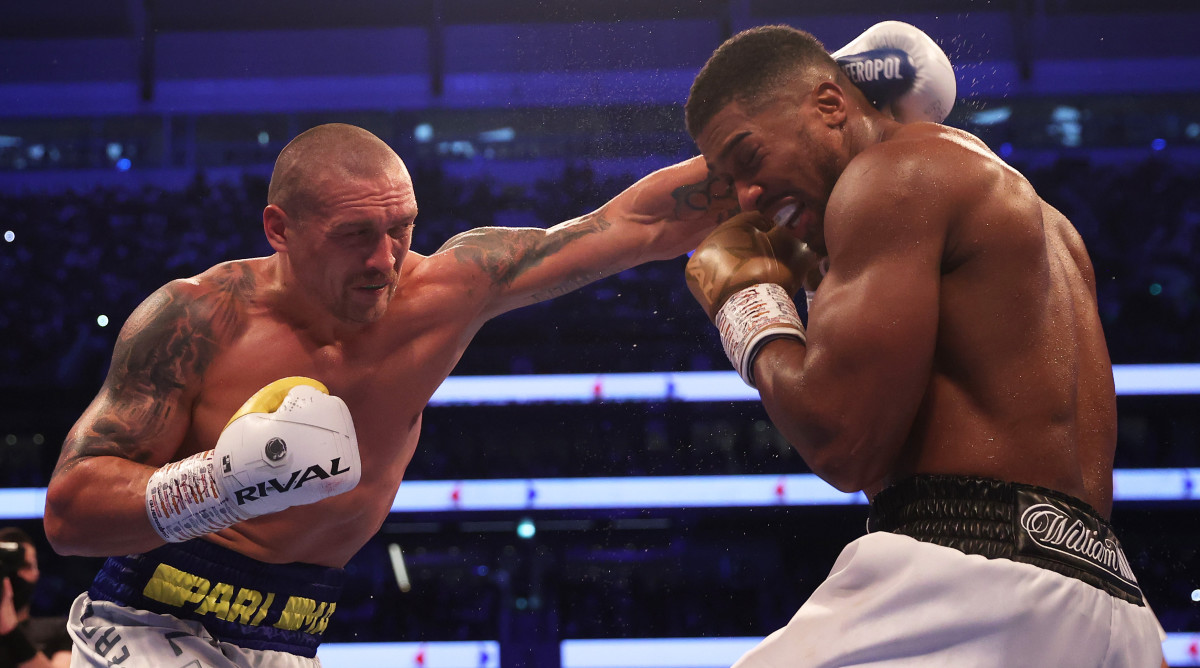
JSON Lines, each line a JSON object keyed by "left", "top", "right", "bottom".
{"left": 715, "top": 283, "right": 806, "bottom": 388}
{"left": 145, "top": 450, "right": 248, "bottom": 543}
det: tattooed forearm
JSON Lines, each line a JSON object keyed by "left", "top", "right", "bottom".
{"left": 528, "top": 274, "right": 600, "bottom": 302}
{"left": 444, "top": 211, "right": 613, "bottom": 288}
{"left": 56, "top": 264, "right": 256, "bottom": 472}
{"left": 670, "top": 168, "right": 739, "bottom": 222}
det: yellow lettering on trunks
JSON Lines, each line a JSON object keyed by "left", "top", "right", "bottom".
{"left": 251, "top": 592, "right": 275, "bottom": 626}
{"left": 142, "top": 564, "right": 210, "bottom": 607}
{"left": 193, "top": 581, "right": 235, "bottom": 619}
{"left": 274, "top": 596, "right": 320, "bottom": 631}
{"left": 305, "top": 602, "right": 336, "bottom": 635}
{"left": 223, "top": 587, "right": 265, "bottom": 625}
{"left": 138, "top": 561, "right": 335, "bottom": 635}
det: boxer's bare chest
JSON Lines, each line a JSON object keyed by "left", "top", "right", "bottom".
{"left": 182, "top": 295, "right": 466, "bottom": 474}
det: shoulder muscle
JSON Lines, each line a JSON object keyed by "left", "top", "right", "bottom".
{"left": 56, "top": 262, "right": 258, "bottom": 471}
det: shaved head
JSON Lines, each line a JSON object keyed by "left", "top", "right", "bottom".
{"left": 268, "top": 123, "right": 410, "bottom": 222}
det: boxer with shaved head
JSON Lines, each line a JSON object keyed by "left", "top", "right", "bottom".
{"left": 45, "top": 122, "right": 736, "bottom": 667}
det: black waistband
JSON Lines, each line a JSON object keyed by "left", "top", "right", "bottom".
{"left": 867, "top": 475, "right": 1143, "bottom": 605}
{"left": 89, "top": 539, "right": 344, "bottom": 657}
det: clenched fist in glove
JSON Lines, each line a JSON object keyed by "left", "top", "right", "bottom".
{"left": 686, "top": 212, "right": 823, "bottom": 387}
{"left": 145, "top": 377, "right": 361, "bottom": 543}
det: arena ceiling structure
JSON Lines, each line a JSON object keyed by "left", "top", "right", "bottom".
{"left": 2, "top": 0, "right": 1198, "bottom": 117}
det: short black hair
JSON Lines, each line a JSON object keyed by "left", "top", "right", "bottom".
{"left": 686, "top": 25, "right": 833, "bottom": 139}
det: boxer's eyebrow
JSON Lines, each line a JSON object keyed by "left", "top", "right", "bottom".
{"left": 718, "top": 131, "right": 753, "bottom": 163}
{"left": 330, "top": 220, "right": 373, "bottom": 234}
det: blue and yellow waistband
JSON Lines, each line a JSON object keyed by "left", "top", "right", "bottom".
{"left": 89, "top": 538, "right": 344, "bottom": 657}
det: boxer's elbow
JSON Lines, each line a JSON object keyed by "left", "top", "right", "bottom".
{"left": 44, "top": 470, "right": 100, "bottom": 555}
{"left": 43, "top": 515, "right": 81, "bottom": 556}
{"left": 44, "top": 493, "right": 79, "bottom": 556}
{"left": 761, "top": 372, "right": 900, "bottom": 493}
{"left": 776, "top": 412, "right": 890, "bottom": 493}
{"left": 807, "top": 444, "right": 881, "bottom": 493}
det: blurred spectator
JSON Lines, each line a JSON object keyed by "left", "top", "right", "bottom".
{"left": 0, "top": 527, "right": 71, "bottom": 668}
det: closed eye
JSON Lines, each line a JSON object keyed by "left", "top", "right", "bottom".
{"left": 732, "top": 147, "right": 761, "bottom": 179}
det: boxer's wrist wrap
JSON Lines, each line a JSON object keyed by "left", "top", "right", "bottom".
{"left": 146, "top": 450, "right": 248, "bottom": 543}
{"left": 716, "top": 283, "right": 806, "bottom": 388}
{"left": 0, "top": 625, "right": 38, "bottom": 664}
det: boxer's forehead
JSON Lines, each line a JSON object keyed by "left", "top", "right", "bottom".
{"left": 696, "top": 102, "right": 758, "bottom": 172}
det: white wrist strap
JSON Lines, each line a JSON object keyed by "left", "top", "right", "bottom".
{"left": 715, "top": 283, "right": 806, "bottom": 388}
{"left": 145, "top": 450, "right": 248, "bottom": 543}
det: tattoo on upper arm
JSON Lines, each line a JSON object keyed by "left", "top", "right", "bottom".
{"left": 671, "top": 169, "right": 739, "bottom": 223}
{"left": 441, "top": 210, "right": 612, "bottom": 289}
{"left": 56, "top": 264, "right": 256, "bottom": 471}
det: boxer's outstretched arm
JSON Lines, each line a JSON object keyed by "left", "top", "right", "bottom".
{"left": 435, "top": 156, "right": 739, "bottom": 320}
{"left": 44, "top": 276, "right": 232, "bottom": 556}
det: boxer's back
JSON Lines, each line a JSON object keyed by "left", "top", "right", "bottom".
{"left": 890, "top": 129, "right": 1118, "bottom": 515}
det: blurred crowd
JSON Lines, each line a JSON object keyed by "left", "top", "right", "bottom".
{"left": 3, "top": 154, "right": 1198, "bottom": 384}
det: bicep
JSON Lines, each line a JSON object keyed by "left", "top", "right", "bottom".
{"left": 756, "top": 160, "right": 947, "bottom": 489}
{"left": 807, "top": 245, "right": 940, "bottom": 428}
{"left": 435, "top": 209, "right": 638, "bottom": 318}
{"left": 807, "top": 147, "right": 951, "bottom": 426}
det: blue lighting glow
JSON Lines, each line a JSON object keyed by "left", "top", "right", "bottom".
{"left": 312, "top": 634, "right": 1200, "bottom": 667}
{"left": 318, "top": 641, "right": 499, "bottom": 667}
{"left": 1, "top": 468, "right": 1196, "bottom": 521}
{"left": 417, "top": 366, "right": 1200, "bottom": 406}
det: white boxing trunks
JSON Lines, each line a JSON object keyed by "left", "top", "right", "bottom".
{"left": 68, "top": 538, "right": 344, "bottom": 667}
{"left": 733, "top": 475, "right": 1166, "bottom": 668}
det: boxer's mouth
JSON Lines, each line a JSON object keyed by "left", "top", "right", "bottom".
{"left": 771, "top": 201, "right": 803, "bottom": 230}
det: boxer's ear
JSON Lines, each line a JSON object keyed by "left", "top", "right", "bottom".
{"left": 263, "top": 204, "right": 289, "bottom": 251}
{"left": 813, "top": 81, "right": 848, "bottom": 128}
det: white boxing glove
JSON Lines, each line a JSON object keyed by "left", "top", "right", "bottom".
{"left": 145, "top": 377, "right": 361, "bottom": 543}
{"left": 832, "top": 20, "right": 956, "bottom": 124}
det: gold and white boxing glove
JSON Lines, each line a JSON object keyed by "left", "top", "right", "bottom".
{"left": 145, "top": 377, "right": 361, "bottom": 543}
{"left": 686, "top": 213, "right": 817, "bottom": 388}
